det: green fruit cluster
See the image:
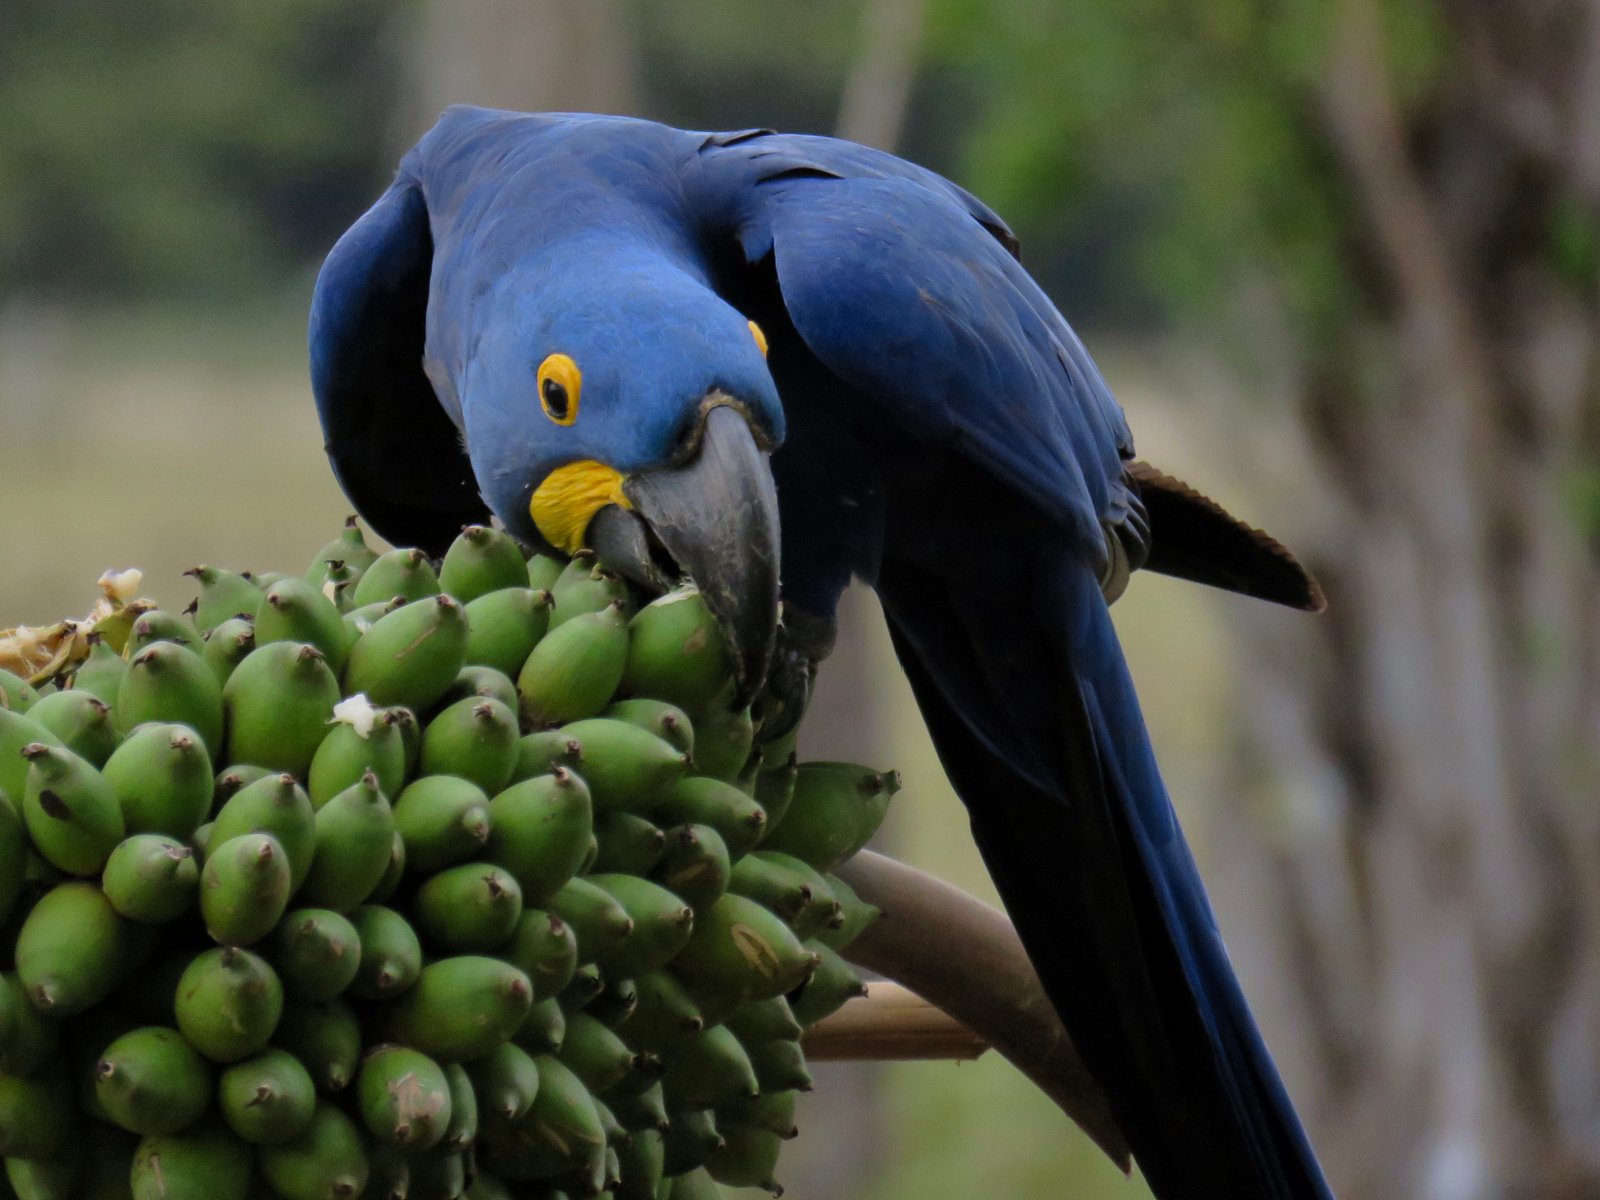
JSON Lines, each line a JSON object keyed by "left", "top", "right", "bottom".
{"left": 0, "top": 520, "right": 896, "bottom": 1200}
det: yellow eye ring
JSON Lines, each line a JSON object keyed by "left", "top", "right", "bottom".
{"left": 537, "top": 353, "right": 582, "bottom": 425}
{"left": 748, "top": 320, "right": 769, "bottom": 357}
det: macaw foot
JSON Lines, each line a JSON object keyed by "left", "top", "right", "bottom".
{"left": 754, "top": 604, "right": 836, "bottom": 741}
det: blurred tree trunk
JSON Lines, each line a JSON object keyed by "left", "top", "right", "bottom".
{"left": 1209, "top": 3, "right": 1600, "bottom": 1196}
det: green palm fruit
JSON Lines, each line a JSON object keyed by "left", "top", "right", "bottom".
{"left": 786, "top": 942, "right": 866, "bottom": 1027}
{"left": 201, "top": 616, "right": 257, "bottom": 686}
{"left": 367, "top": 832, "right": 406, "bottom": 905}
{"left": 602, "top": 699, "right": 695, "bottom": 757}
{"left": 5, "top": 1153, "right": 80, "bottom": 1200}
{"left": 0, "top": 710, "right": 62, "bottom": 811}
{"left": 21, "top": 743, "right": 124, "bottom": 875}
{"left": 22, "top": 690, "right": 117, "bottom": 767}
{"left": 603, "top": 1143, "right": 623, "bottom": 1194}
{"left": 660, "top": 1025, "right": 759, "bottom": 1111}
{"left": 725, "top": 854, "right": 809, "bottom": 928}
{"left": 462, "top": 588, "right": 550, "bottom": 681}
{"left": 441, "top": 1062, "right": 477, "bottom": 1151}
{"left": 526, "top": 553, "right": 565, "bottom": 593}
{"left": 345, "top": 905, "right": 422, "bottom": 1001}
{"left": 65, "top": 1008, "right": 133, "bottom": 1124}
{"left": 90, "top": 598, "right": 155, "bottom": 656}
{"left": 356, "top": 1045, "right": 453, "bottom": 1150}
{"left": 272, "top": 1001, "right": 361, "bottom": 1093}
{"left": 615, "top": 972, "right": 704, "bottom": 1052}
{"left": 669, "top": 1166, "right": 724, "bottom": 1200}
{"left": 485, "top": 770, "right": 592, "bottom": 903}
{"left": 103, "top": 834, "right": 199, "bottom": 923}
{"left": 69, "top": 635, "right": 127, "bottom": 704}
{"left": 258, "top": 1100, "right": 369, "bottom": 1200}
{"left": 190, "top": 822, "right": 213, "bottom": 859}
{"left": 755, "top": 719, "right": 797, "bottom": 765}
{"left": 661, "top": 1110, "right": 723, "bottom": 1177}
{"left": 759, "top": 763, "right": 900, "bottom": 871}
{"left": 414, "top": 864, "right": 523, "bottom": 953}
{"left": 612, "top": 1127, "right": 665, "bottom": 1200}
{"left": 403, "top": 1148, "right": 465, "bottom": 1200}
{"left": 592, "top": 811, "right": 666, "bottom": 875}
{"left": 391, "top": 706, "right": 421, "bottom": 778}
{"left": 117, "top": 640, "right": 223, "bottom": 753}
{"left": 650, "top": 824, "right": 731, "bottom": 912}
{"left": 705, "top": 1123, "right": 782, "bottom": 1193}
{"left": 620, "top": 589, "right": 730, "bottom": 712}
{"left": 555, "top": 719, "right": 687, "bottom": 813}
{"left": 586, "top": 975, "right": 639, "bottom": 1028}
{"left": 723, "top": 998, "right": 800, "bottom": 1049}
{"left": 734, "top": 743, "right": 763, "bottom": 796}
{"left": 0, "top": 669, "right": 34, "bottom": 713}
{"left": 217, "top": 1048, "right": 317, "bottom": 1145}
{"left": 0, "top": 802, "right": 23, "bottom": 927}
{"left": 751, "top": 755, "right": 797, "bottom": 833}
{"left": 808, "top": 874, "right": 878, "bottom": 952}
{"left": 200, "top": 833, "right": 292, "bottom": 946}
{"left": 671, "top": 894, "right": 817, "bottom": 1007}
{"left": 363, "top": 1142, "right": 409, "bottom": 1200}
{"left": 653, "top": 777, "right": 766, "bottom": 859}
{"left": 209, "top": 773, "right": 315, "bottom": 889}
{"left": 298, "top": 772, "right": 395, "bottom": 911}
{"left": 517, "top": 602, "right": 629, "bottom": 728}
{"left": 743, "top": 1038, "right": 812, "bottom": 1094}
{"left": 94, "top": 1026, "right": 211, "bottom": 1136}
{"left": 556, "top": 1011, "right": 636, "bottom": 1094}
{"left": 123, "top": 610, "right": 199, "bottom": 657}
{"left": 0, "top": 974, "right": 56, "bottom": 1075}
{"left": 499, "top": 910, "right": 578, "bottom": 1003}
{"left": 103, "top": 723, "right": 214, "bottom": 840}
{"left": 419, "top": 697, "right": 518, "bottom": 793}
{"left": 507, "top": 730, "right": 582, "bottom": 786}
{"left": 608, "top": 1081, "right": 668, "bottom": 1133}
{"left": 175, "top": 947, "right": 282, "bottom": 1062}
{"left": 589, "top": 874, "right": 694, "bottom": 978}
{"left": 439, "top": 525, "right": 529, "bottom": 602}
{"left": 343, "top": 596, "right": 468, "bottom": 713}
{"left": 0, "top": 1069, "right": 74, "bottom": 1158}
{"left": 323, "top": 561, "right": 366, "bottom": 615}
{"left": 270, "top": 909, "right": 362, "bottom": 1002}
{"left": 256, "top": 578, "right": 351, "bottom": 674}
{"left": 223, "top": 642, "right": 340, "bottom": 776}
{"left": 441, "top": 664, "right": 520, "bottom": 713}
{"left": 130, "top": 1122, "right": 252, "bottom": 1200}
{"left": 477, "top": 1056, "right": 604, "bottom": 1184}
{"left": 308, "top": 701, "right": 406, "bottom": 808}
{"left": 352, "top": 548, "right": 440, "bottom": 608}
{"left": 393, "top": 775, "right": 490, "bottom": 875}
{"left": 215, "top": 763, "right": 271, "bottom": 802}
{"left": 687, "top": 705, "right": 754, "bottom": 784}
{"left": 306, "top": 518, "right": 380, "bottom": 587}
{"left": 549, "top": 563, "right": 633, "bottom": 629}
{"left": 463, "top": 1041, "right": 540, "bottom": 1126}
{"left": 760, "top": 852, "right": 842, "bottom": 938}
{"left": 558, "top": 963, "right": 604, "bottom": 1013}
{"left": 340, "top": 596, "right": 407, "bottom": 649}
{"left": 514, "top": 996, "right": 566, "bottom": 1056}
{"left": 717, "top": 1089, "right": 798, "bottom": 1140}
{"left": 186, "top": 566, "right": 262, "bottom": 634}
{"left": 546, "top": 878, "right": 633, "bottom": 965}
{"left": 385, "top": 957, "right": 532, "bottom": 1063}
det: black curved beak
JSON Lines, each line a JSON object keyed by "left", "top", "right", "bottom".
{"left": 587, "top": 403, "right": 780, "bottom": 704}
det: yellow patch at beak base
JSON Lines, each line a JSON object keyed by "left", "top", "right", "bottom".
{"left": 530, "top": 460, "right": 632, "bottom": 555}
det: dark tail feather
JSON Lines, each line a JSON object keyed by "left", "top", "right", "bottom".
{"left": 1128, "top": 461, "right": 1325, "bottom": 612}
{"left": 877, "top": 555, "right": 1334, "bottom": 1200}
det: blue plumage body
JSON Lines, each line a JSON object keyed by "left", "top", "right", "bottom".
{"left": 310, "top": 106, "right": 1335, "bottom": 1199}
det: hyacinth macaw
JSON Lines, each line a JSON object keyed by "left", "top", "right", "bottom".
{"left": 310, "top": 106, "right": 1333, "bottom": 1199}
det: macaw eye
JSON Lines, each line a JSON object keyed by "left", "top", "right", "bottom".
{"left": 748, "top": 320, "right": 769, "bottom": 357}
{"left": 537, "top": 353, "right": 581, "bottom": 425}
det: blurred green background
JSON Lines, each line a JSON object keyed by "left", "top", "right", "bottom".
{"left": 6, "top": 3, "right": 1600, "bottom": 1198}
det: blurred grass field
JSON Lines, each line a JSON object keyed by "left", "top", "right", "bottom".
{"left": 1, "top": 303, "right": 1245, "bottom": 1200}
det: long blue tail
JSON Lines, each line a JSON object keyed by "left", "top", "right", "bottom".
{"left": 876, "top": 550, "right": 1335, "bottom": 1200}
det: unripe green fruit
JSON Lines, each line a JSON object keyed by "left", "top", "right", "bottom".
{"left": 589, "top": 873, "right": 695, "bottom": 978}
{"left": 549, "top": 563, "right": 633, "bottom": 628}
{"left": 257, "top": 1100, "right": 369, "bottom": 1200}
{"left": 592, "top": 810, "right": 666, "bottom": 876}
{"left": 653, "top": 776, "right": 767, "bottom": 859}
{"left": 759, "top": 763, "right": 900, "bottom": 871}
{"left": 0, "top": 709, "right": 62, "bottom": 808}
{"left": 727, "top": 851, "right": 834, "bottom": 934}
{"left": 441, "top": 1062, "right": 477, "bottom": 1151}
{"left": 200, "top": 833, "right": 292, "bottom": 946}
{"left": 659, "top": 1024, "right": 759, "bottom": 1110}
{"left": 363, "top": 1143, "right": 409, "bottom": 1200}
{"left": 717, "top": 1087, "right": 798, "bottom": 1139}
{"left": 440, "top": 664, "right": 520, "bottom": 713}
{"left": 691, "top": 703, "right": 755, "bottom": 784}
{"left": 222, "top": 642, "right": 340, "bottom": 776}
{"left": 0, "top": 1069, "right": 74, "bottom": 1158}
{"left": 603, "top": 698, "right": 695, "bottom": 756}
{"left": 123, "top": 610, "right": 198, "bottom": 657}
{"left": 484, "top": 770, "right": 592, "bottom": 904}
{"left": 650, "top": 824, "right": 732, "bottom": 912}
{"left": 102, "top": 722, "right": 214, "bottom": 841}
{"left": 556, "top": 718, "right": 688, "bottom": 813}
{"left": 420, "top": 696, "right": 518, "bottom": 794}
{"left": 117, "top": 641, "right": 223, "bottom": 755}
{"left": 305, "top": 518, "right": 379, "bottom": 587}
{"left": 175, "top": 947, "right": 282, "bottom": 1062}
{"left": 214, "top": 763, "right": 271, "bottom": 803}
{"left": 393, "top": 775, "right": 490, "bottom": 875}
{"left": 307, "top": 703, "right": 405, "bottom": 808}
{"left": 21, "top": 742, "right": 124, "bottom": 875}
{"left": 356, "top": 1045, "right": 453, "bottom": 1150}
{"left": 621, "top": 588, "right": 731, "bottom": 711}
{"left": 556, "top": 1010, "right": 636, "bottom": 1093}
{"left": 95, "top": 1026, "right": 211, "bottom": 1136}
{"left": 499, "top": 910, "right": 578, "bottom": 1003}
{"left": 405, "top": 1148, "right": 465, "bottom": 1200}
{"left": 343, "top": 595, "right": 467, "bottom": 713}
{"left": 463, "top": 587, "right": 550, "bottom": 679}
{"left": 671, "top": 893, "right": 818, "bottom": 1007}
{"left": 23, "top": 690, "right": 117, "bottom": 768}
{"left": 477, "top": 1055, "right": 604, "bottom": 1184}
{"left": 517, "top": 601, "right": 629, "bottom": 728}
{"left": 209, "top": 773, "right": 315, "bottom": 891}
{"left": 462, "top": 1040, "right": 540, "bottom": 1126}
{"left": 255, "top": 577, "right": 350, "bottom": 674}
{"left": 559, "top": 963, "right": 604, "bottom": 1012}
{"left": 507, "top": 729, "right": 582, "bottom": 786}
{"left": 414, "top": 863, "right": 524, "bottom": 953}
{"left": 609, "top": 1080, "right": 668, "bottom": 1134}
{"left": 513, "top": 995, "right": 566, "bottom": 1056}
{"left": 744, "top": 1036, "right": 813, "bottom": 1093}
{"left": 367, "top": 831, "right": 406, "bottom": 905}
{"left": 617, "top": 971, "right": 705, "bottom": 1053}
{"left": 661, "top": 1109, "right": 723, "bottom": 1177}
{"left": 613, "top": 1126, "right": 666, "bottom": 1200}
{"left": 201, "top": 616, "right": 257, "bottom": 686}
{"left": 16, "top": 882, "right": 139, "bottom": 1015}
{"left": 439, "top": 525, "right": 529, "bottom": 603}
{"left": 705, "top": 1122, "right": 783, "bottom": 1192}
{"left": 0, "top": 973, "right": 56, "bottom": 1076}
{"left": 103, "top": 834, "right": 199, "bottom": 923}
{"left": 5, "top": 1152, "right": 80, "bottom": 1200}
{"left": 722, "top": 996, "right": 802, "bottom": 1045}
{"left": 351, "top": 547, "right": 439, "bottom": 608}
{"left": 752, "top": 754, "right": 798, "bottom": 833}
{"left": 385, "top": 957, "right": 533, "bottom": 1063}
{"left": 186, "top": 565, "right": 262, "bottom": 635}
{"left": 270, "top": 908, "right": 362, "bottom": 1001}
{"left": 217, "top": 1048, "right": 317, "bottom": 1145}
{"left": 788, "top": 940, "right": 867, "bottom": 1026}
{"left": 345, "top": 905, "right": 422, "bottom": 1001}
{"left": 69, "top": 635, "right": 127, "bottom": 705}
{"left": 526, "top": 552, "right": 565, "bottom": 592}
{"left": 273, "top": 1001, "right": 361, "bottom": 1093}
{"left": 130, "top": 1121, "right": 252, "bottom": 1200}
{"left": 297, "top": 772, "right": 394, "bottom": 911}
{"left": 546, "top": 877, "right": 633, "bottom": 965}
{"left": 0, "top": 800, "right": 23, "bottom": 928}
